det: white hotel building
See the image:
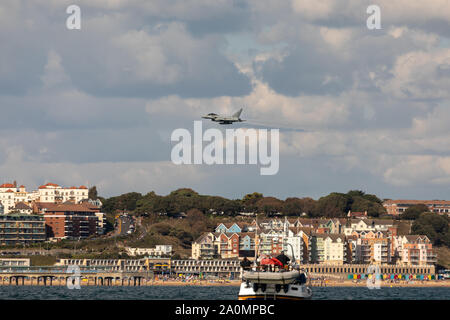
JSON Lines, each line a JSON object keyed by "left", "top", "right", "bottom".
{"left": 0, "top": 182, "right": 89, "bottom": 214}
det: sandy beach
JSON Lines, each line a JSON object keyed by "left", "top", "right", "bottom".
{"left": 148, "top": 279, "right": 450, "bottom": 288}
{"left": 1, "top": 278, "right": 448, "bottom": 288}
{"left": 318, "top": 280, "right": 450, "bottom": 288}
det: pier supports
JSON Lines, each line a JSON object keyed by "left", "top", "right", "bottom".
{"left": 0, "top": 273, "right": 147, "bottom": 287}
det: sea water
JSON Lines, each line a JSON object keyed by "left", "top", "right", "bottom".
{"left": 0, "top": 286, "right": 448, "bottom": 300}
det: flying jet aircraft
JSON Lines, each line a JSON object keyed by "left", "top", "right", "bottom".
{"left": 202, "top": 108, "right": 245, "bottom": 125}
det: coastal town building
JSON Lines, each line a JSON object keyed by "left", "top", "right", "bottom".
{"left": 125, "top": 245, "right": 173, "bottom": 257}
{"left": 171, "top": 259, "right": 241, "bottom": 279}
{"left": 13, "top": 202, "right": 33, "bottom": 215}
{"left": 283, "top": 230, "right": 305, "bottom": 263}
{"left": 239, "top": 233, "right": 256, "bottom": 257}
{"left": 56, "top": 258, "right": 241, "bottom": 278}
{"left": 191, "top": 217, "right": 435, "bottom": 266}
{"left": 0, "top": 258, "right": 31, "bottom": 267}
{"left": 383, "top": 199, "right": 450, "bottom": 216}
{"left": 37, "top": 183, "right": 88, "bottom": 204}
{"left": 0, "top": 214, "right": 46, "bottom": 245}
{"left": 347, "top": 211, "right": 368, "bottom": 219}
{"left": 192, "top": 233, "right": 217, "bottom": 260}
{"left": 0, "top": 182, "right": 89, "bottom": 214}
{"left": 396, "top": 235, "right": 436, "bottom": 266}
{"left": 310, "top": 234, "right": 346, "bottom": 264}
{"left": 343, "top": 219, "right": 394, "bottom": 236}
{"left": 217, "top": 232, "right": 241, "bottom": 259}
{"left": 257, "top": 229, "right": 284, "bottom": 256}
{"left": 34, "top": 202, "right": 99, "bottom": 240}
{"left": 353, "top": 234, "right": 391, "bottom": 264}
{"left": 192, "top": 223, "right": 256, "bottom": 260}
{"left": 55, "top": 258, "right": 149, "bottom": 272}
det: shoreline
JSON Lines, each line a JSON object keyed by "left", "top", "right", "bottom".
{"left": 316, "top": 280, "right": 450, "bottom": 288}
{"left": 1, "top": 280, "right": 449, "bottom": 288}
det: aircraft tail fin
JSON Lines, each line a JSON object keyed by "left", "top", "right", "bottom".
{"left": 232, "top": 108, "right": 243, "bottom": 118}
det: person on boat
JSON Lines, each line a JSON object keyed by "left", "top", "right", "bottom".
{"left": 296, "top": 272, "right": 307, "bottom": 285}
{"left": 240, "top": 257, "right": 252, "bottom": 271}
{"left": 275, "top": 251, "right": 290, "bottom": 267}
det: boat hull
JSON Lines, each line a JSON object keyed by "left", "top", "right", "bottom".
{"left": 238, "top": 295, "right": 309, "bottom": 301}
{"left": 238, "top": 282, "right": 312, "bottom": 301}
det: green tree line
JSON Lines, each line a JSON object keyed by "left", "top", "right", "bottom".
{"left": 98, "top": 188, "right": 388, "bottom": 218}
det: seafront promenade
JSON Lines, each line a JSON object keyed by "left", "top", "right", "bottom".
{"left": 1, "top": 270, "right": 448, "bottom": 287}
{"left": 0, "top": 258, "right": 445, "bottom": 287}
{"left": 1, "top": 278, "right": 449, "bottom": 287}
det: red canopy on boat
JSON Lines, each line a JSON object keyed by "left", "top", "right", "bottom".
{"left": 260, "top": 258, "right": 283, "bottom": 266}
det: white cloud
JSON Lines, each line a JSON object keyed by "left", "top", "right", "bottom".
{"left": 383, "top": 155, "right": 450, "bottom": 186}
{"left": 41, "top": 50, "right": 71, "bottom": 89}
{"left": 380, "top": 48, "right": 450, "bottom": 99}
{"left": 1, "top": 0, "right": 450, "bottom": 199}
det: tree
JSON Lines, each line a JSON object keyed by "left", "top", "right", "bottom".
{"left": 243, "top": 192, "right": 263, "bottom": 203}
{"left": 350, "top": 196, "right": 386, "bottom": 217}
{"left": 255, "top": 197, "right": 283, "bottom": 216}
{"left": 411, "top": 212, "right": 449, "bottom": 245}
{"left": 400, "top": 204, "right": 429, "bottom": 220}
{"left": 282, "top": 197, "right": 316, "bottom": 216}
{"left": 88, "top": 186, "right": 98, "bottom": 200}
{"left": 101, "top": 192, "right": 143, "bottom": 214}
{"left": 314, "top": 193, "right": 351, "bottom": 217}
{"left": 186, "top": 209, "right": 208, "bottom": 238}
{"left": 242, "top": 192, "right": 263, "bottom": 213}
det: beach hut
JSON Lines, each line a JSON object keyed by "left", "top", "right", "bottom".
{"left": 353, "top": 274, "right": 357, "bottom": 280}
{"left": 357, "top": 274, "right": 361, "bottom": 280}
{"left": 348, "top": 274, "right": 353, "bottom": 280}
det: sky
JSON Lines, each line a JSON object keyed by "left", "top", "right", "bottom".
{"left": 1, "top": 0, "right": 450, "bottom": 200}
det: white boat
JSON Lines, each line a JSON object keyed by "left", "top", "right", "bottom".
{"left": 238, "top": 218, "right": 312, "bottom": 300}
{"left": 238, "top": 270, "right": 312, "bottom": 300}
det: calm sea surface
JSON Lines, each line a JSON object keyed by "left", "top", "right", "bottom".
{"left": 0, "top": 286, "right": 449, "bottom": 300}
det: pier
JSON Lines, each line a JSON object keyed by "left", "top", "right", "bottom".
{"left": 0, "top": 268, "right": 153, "bottom": 286}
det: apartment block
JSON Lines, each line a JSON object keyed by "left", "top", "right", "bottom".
{"left": 384, "top": 199, "right": 450, "bottom": 216}
{"left": 0, "top": 214, "right": 45, "bottom": 245}
{"left": 0, "top": 182, "right": 89, "bottom": 214}
{"left": 125, "top": 245, "right": 173, "bottom": 257}
{"left": 396, "top": 235, "right": 436, "bottom": 266}
{"left": 35, "top": 203, "right": 99, "bottom": 240}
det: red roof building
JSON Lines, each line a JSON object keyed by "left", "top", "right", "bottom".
{"left": 34, "top": 202, "right": 99, "bottom": 240}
